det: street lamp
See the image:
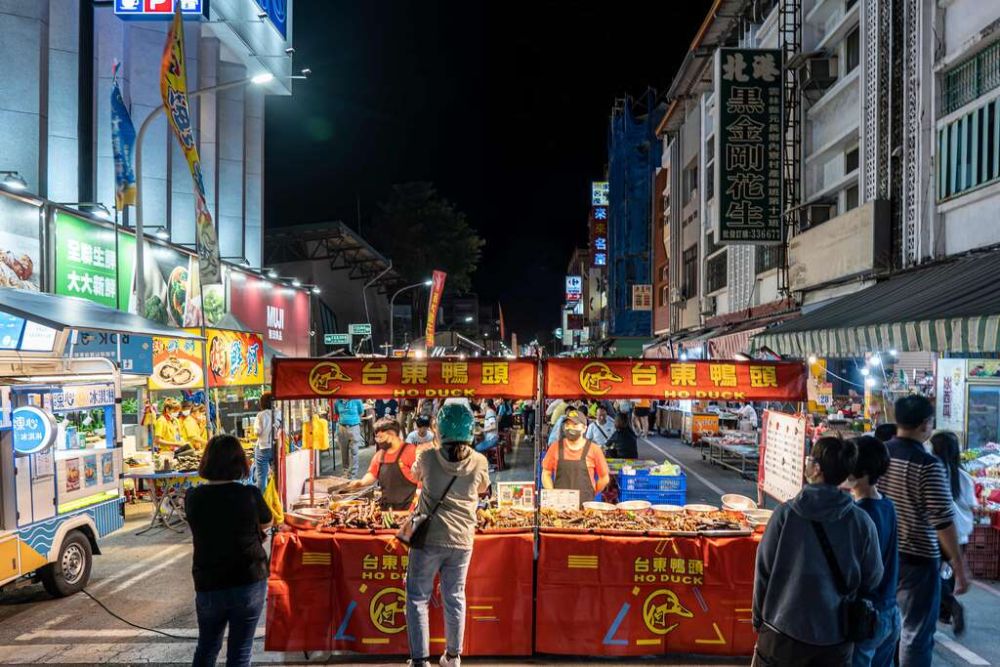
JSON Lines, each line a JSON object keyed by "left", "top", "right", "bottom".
{"left": 133, "top": 68, "right": 310, "bottom": 304}
{"left": 463, "top": 316, "right": 473, "bottom": 323}
{"left": 0, "top": 170, "right": 27, "bottom": 190}
{"left": 388, "top": 279, "right": 433, "bottom": 356}
{"left": 59, "top": 202, "right": 112, "bottom": 220}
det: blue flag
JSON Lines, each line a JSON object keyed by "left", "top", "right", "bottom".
{"left": 111, "top": 61, "right": 137, "bottom": 209}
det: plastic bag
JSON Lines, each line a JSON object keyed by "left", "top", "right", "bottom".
{"left": 264, "top": 475, "right": 284, "bottom": 525}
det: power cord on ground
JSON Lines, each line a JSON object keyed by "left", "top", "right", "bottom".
{"left": 81, "top": 588, "right": 191, "bottom": 640}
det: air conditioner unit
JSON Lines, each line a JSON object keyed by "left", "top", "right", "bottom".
{"left": 701, "top": 296, "right": 717, "bottom": 315}
{"left": 798, "top": 56, "right": 837, "bottom": 99}
{"left": 799, "top": 202, "right": 837, "bottom": 230}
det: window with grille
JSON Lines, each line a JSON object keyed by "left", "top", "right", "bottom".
{"left": 938, "top": 97, "right": 1000, "bottom": 200}
{"left": 682, "top": 246, "right": 698, "bottom": 299}
{"left": 706, "top": 251, "right": 727, "bottom": 293}
{"left": 942, "top": 41, "right": 1000, "bottom": 115}
{"left": 756, "top": 245, "right": 781, "bottom": 273}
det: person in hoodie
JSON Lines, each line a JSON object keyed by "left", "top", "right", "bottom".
{"left": 753, "top": 435, "right": 883, "bottom": 666}
{"left": 406, "top": 402, "right": 490, "bottom": 667}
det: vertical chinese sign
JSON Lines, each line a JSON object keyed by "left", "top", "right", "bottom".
{"left": 590, "top": 181, "right": 609, "bottom": 267}
{"left": 425, "top": 270, "right": 446, "bottom": 350}
{"left": 714, "top": 48, "right": 783, "bottom": 244}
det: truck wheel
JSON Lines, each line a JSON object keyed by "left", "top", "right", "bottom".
{"left": 39, "top": 530, "right": 92, "bottom": 597}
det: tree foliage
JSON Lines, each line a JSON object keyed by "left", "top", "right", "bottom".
{"left": 370, "top": 182, "right": 484, "bottom": 292}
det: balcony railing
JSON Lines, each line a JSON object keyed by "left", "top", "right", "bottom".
{"left": 943, "top": 41, "right": 1000, "bottom": 115}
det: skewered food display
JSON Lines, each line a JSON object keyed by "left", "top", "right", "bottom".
{"left": 476, "top": 507, "right": 534, "bottom": 530}
{"left": 539, "top": 507, "right": 748, "bottom": 533}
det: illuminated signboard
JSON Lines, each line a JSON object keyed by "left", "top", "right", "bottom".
{"left": 591, "top": 181, "right": 609, "bottom": 206}
{"left": 590, "top": 205, "right": 608, "bottom": 267}
{"left": 114, "top": 0, "right": 209, "bottom": 19}
{"left": 565, "top": 276, "right": 582, "bottom": 303}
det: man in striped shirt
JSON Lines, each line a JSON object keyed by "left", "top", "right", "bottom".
{"left": 880, "top": 395, "right": 968, "bottom": 667}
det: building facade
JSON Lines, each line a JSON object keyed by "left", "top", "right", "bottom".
{"left": 0, "top": 0, "right": 295, "bottom": 269}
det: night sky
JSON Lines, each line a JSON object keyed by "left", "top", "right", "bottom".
{"left": 265, "top": 1, "right": 713, "bottom": 340}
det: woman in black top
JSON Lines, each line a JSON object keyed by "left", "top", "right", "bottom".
{"left": 186, "top": 435, "right": 272, "bottom": 667}
{"left": 605, "top": 413, "right": 639, "bottom": 459}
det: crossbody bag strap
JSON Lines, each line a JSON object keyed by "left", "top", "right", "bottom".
{"left": 810, "top": 520, "right": 848, "bottom": 596}
{"left": 424, "top": 475, "right": 458, "bottom": 520}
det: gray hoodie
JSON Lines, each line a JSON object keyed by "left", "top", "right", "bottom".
{"left": 753, "top": 484, "right": 883, "bottom": 646}
{"left": 413, "top": 447, "right": 490, "bottom": 550}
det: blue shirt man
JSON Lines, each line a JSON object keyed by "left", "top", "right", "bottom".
{"left": 334, "top": 399, "right": 366, "bottom": 477}
{"left": 335, "top": 399, "right": 365, "bottom": 426}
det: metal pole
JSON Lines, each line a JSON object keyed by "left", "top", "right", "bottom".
{"left": 362, "top": 261, "right": 392, "bottom": 355}
{"left": 387, "top": 281, "right": 429, "bottom": 357}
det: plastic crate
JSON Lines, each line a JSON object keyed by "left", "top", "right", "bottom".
{"left": 618, "top": 470, "right": 686, "bottom": 493}
{"left": 968, "top": 526, "right": 1000, "bottom": 580}
{"left": 618, "top": 488, "right": 686, "bottom": 506}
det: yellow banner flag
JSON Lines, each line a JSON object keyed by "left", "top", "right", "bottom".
{"left": 160, "top": 7, "right": 222, "bottom": 287}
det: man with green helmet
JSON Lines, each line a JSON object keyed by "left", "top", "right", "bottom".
{"left": 407, "top": 402, "right": 490, "bottom": 667}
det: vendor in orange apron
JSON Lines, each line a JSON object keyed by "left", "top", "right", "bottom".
{"left": 540, "top": 409, "right": 611, "bottom": 505}
{"left": 348, "top": 417, "right": 419, "bottom": 510}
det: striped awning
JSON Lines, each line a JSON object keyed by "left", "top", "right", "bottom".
{"left": 752, "top": 250, "right": 1000, "bottom": 357}
{"left": 709, "top": 326, "right": 765, "bottom": 359}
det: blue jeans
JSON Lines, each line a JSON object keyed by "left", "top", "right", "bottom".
{"left": 852, "top": 605, "right": 900, "bottom": 667}
{"left": 897, "top": 559, "right": 940, "bottom": 667}
{"left": 336, "top": 424, "right": 363, "bottom": 478}
{"left": 192, "top": 579, "right": 267, "bottom": 667}
{"left": 253, "top": 447, "right": 272, "bottom": 494}
{"left": 405, "top": 545, "right": 473, "bottom": 661}
{"left": 475, "top": 433, "right": 499, "bottom": 453}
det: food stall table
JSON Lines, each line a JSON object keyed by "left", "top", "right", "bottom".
{"left": 535, "top": 531, "right": 759, "bottom": 657}
{"left": 701, "top": 435, "right": 759, "bottom": 480}
{"left": 124, "top": 470, "right": 200, "bottom": 534}
{"left": 266, "top": 529, "right": 534, "bottom": 655}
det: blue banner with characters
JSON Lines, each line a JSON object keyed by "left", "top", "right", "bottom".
{"left": 68, "top": 331, "right": 153, "bottom": 376}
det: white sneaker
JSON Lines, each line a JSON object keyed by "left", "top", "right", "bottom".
{"left": 439, "top": 653, "right": 461, "bottom": 667}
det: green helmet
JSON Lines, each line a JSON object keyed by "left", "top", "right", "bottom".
{"left": 436, "top": 402, "right": 475, "bottom": 444}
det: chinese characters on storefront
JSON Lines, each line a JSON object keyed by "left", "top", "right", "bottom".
{"left": 272, "top": 359, "right": 538, "bottom": 400}
{"left": 545, "top": 359, "right": 806, "bottom": 401}
{"left": 590, "top": 204, "right": 608, "bottom": 267}
{"left": 54, "top": 211, "right": 120, "bottom": 308}
{"left": 714, "top": 48, "right": 783, "bottom": 243}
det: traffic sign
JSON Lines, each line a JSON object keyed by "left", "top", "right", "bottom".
{"left": 324, "top": 333, "right": 350, "bottom": 346}
{"left": 348, "top": 323, "right": 372, "bottom": 336}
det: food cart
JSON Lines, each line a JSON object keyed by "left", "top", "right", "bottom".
{"left": 263, "top": 356, "right": 807, "bottom": 658}
{"left": 0, "top": 288, "right": 198, "bottom": 596}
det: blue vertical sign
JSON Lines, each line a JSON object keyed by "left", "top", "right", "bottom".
{"left": 253, "top": 0, "right": 288, "bottom": 38}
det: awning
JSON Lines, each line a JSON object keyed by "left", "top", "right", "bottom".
{"left": 0, "top": 288, "right": 201, "bottom": 339}
{"left": 753, "top": 250, "right": 1000, "bottom": 357}
{"left": 708, "top": 326, "right": 764, "bottom": 359}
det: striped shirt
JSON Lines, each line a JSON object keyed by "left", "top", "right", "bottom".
{"left": 879, "top": 437, "right": 954, "bottom": 561}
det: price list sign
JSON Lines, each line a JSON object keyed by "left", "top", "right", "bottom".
{"left": 714, "top": 48, "right": 783, "bottom": 244}
{"left": 759, "top": 410, "right": 807, "bottom": 503}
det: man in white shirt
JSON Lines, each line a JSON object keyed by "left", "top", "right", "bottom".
{"left": 737, "top": 403, "right": 758, "bottom": 430}
{"left": 585, "top": 405, "right": 616, "bottom": 448}
{"left": 406, "top": 416, "right": 436, "bottom": 449}
{"left": 475, "top": 400, "right": 500, "bottom": 453}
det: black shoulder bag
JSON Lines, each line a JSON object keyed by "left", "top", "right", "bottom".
{"left": 811, "top": 520, "right": 878, "bottom": 642}
{"left": 396, "top": 476, "right": 457, "bottom": 549}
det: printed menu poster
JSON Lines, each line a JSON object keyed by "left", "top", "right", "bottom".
{"left": 83, "top": 455, "right": 98, "bottom": 488}
{"left": 541, "top": 489, "right": 580, "bottom": 511}
{"left": 497, "top": 482, "right": 535, "bottom": 510}
{"left": 759, "top": 410, "right": 807, "bottom": 503}
{"left": 101, "top": 452, "right": 115, "bottom": 484}
{"left": 65, "top": 458, "right": 81, "bottom": 492}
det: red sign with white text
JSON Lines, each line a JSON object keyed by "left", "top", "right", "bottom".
{"left": 544, "top": 359, "right": 807, "bottom": 401}
{"left": 228, "top": 270, "right": 311, "bottom": 358}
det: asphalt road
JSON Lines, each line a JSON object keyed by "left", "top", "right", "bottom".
{"left": 0, "top": 436, "right": 994, "bottom": 665}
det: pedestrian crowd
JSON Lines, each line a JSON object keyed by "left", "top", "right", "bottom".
{"left": 753, "top": 394, "right": 974, "bottom": 667}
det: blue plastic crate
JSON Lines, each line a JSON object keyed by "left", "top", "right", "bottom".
{"left": 617, "top": 488, "right": 686, "bottom": 506}
{"left": 618, "top": 471, "right": 686, "bottom": 494}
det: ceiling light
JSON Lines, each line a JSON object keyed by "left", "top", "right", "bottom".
{"left": 267, "top": 268, "right": 278, "bottom": 279}
{"left": 861, "top": 367, "right": 870, "bottom": 377}
{"left": 154, "top": 228, "right": 170, "bottom": 240}
{"left": 1, "top": 171, "right": 27, "bottom": 190}
{"left": 807, "top": 354, "right": 817, "bottom": 365}
{"left": 311, "top": 286, "right": 321, "bottom": 294}
{"left": 291, "top": 278, "right": 302, "bottom": 287}
{"left": 251, "top": 72, "right": 274, "bottom": 85}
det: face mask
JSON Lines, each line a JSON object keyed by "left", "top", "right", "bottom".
{"left": 564, "top": 427, "right": 583, "bottom": 441}
{"left": 182, "top": 410, "right": 191, "bottom": 417}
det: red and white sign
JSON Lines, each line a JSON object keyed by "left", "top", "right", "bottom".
{"left": 228, "top": 270, "right": 311, "bottom": 358}
{"left": 144, "top": 0, "right": 173, "bottom": 13}
{"left": 758, "top": 410, "right": 808, "bottom": 503}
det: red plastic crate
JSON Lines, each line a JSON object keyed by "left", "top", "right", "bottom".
{"left": 968, "top": 526, "right": 1000, "bottom": 580}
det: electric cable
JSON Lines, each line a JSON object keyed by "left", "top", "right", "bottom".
{"left": 81, "top": 588, "right": 191, "bottom": 640}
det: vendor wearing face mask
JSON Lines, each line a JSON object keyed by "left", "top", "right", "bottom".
{"left": 154, "top": 398, "right": 185, "bottom": 453}
{"left": 182, "top": 403, "right": 209, "bottom": 450}
{"left": 540, "top": 409, "right": 610, "bottom": 504}
{"left": 348, "top": 417, "right": 418, "bottom": 510}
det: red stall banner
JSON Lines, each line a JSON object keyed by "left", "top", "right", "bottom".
{"left": 272, "top": 358, "right": 538, "bottom": 400}
{"left": 544, "top": 359, "right": 807, "bottom": 402}
{"left": 266, "top": 531, "right": 534, "bottom": 655}
{"left": 535, "top": 533, "right": 759, "bottom": 657}
{"left": 425, "top": 270, "right": 447, "bottom": 349}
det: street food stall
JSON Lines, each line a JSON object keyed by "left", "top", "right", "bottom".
{"left": 263, "top": 356, "right": 807, "bottom": 659}
{"left": 267, "top": 357, "right": 538, "bottom": 655}
{"left": 0, "top": 288, "right": 199, "bottom": 596}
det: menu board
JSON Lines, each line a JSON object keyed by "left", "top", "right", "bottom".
{"left": 758, "top": 410, "right": 807, "bottom": 503}
{"left": 497, "top": 482, "right": 535, "bottom": 510}
{"left": 541, "top": 489, "right": 580, "bottom": 511}
{"left": 202, "top": 329, "right": 264, "bottom": 387}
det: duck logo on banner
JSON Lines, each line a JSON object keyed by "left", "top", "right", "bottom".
{"left": 308, "top": 362, "right": 352, "bottom": 395}
{"left": 579, "top": 361, "right": 624, "bottom": 396}
{"left": 643, "top": 588, "right": 693, "bottom": 635}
